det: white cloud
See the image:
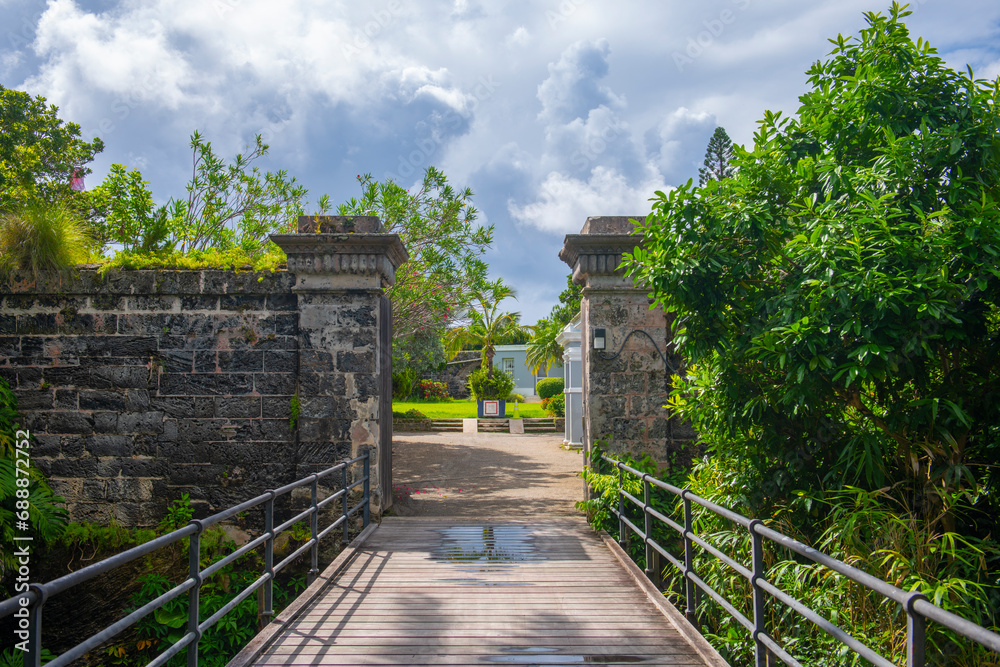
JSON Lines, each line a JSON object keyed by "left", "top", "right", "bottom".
{"left": 27, "top": 0, "right": 193, "bottom": 113}
{"left": 648, "top": 106, "right": 717, "bottom": 183}
{"left": 983, "top": 58, "right": 1000, "bottom": 81}
{"left": 506, "top": 26, "right": 530, "bottom": 48}
{"left": 508, "top": 165, "right": 668, "bottom": 235}
{"left": 537, "top": 38, "right": 624, "bottom": 124}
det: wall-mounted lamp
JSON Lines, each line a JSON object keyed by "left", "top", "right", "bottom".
{"left": 593, "top": 328, "right": 606, "bottom": 350}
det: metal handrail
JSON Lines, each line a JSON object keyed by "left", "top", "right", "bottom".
{"left": 1, "top": 452, "right": 371, "bottom": 667}
{"left": 596, "top": 452, "right": 1000, "bottom": 667}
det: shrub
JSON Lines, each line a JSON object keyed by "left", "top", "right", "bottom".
{"left": 536, "top": 377, "right": 564, "bottom": 400}
{"left": 392, "top": 367, "right": 418, "bottom": 399}
{"left": 467, "top": 367, "right": 514, "bottom": 400}
{"left": 392, "top": 408, "right": 428, "bottom": 420}
{"left": 0, "top": 203, "right": 93, "bottom": 282}
{"left": 507, "top": 392, "right": 526, "bottom": 403}
{"left": 416, "top": 379, "right": 449, "bottom": 400}
{"left": 545, "top": 394, "right": 565, "bottom": 417}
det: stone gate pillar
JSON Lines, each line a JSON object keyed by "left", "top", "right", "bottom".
{"left": 272, "top": 216, "right": 407, "bottom": 516}
{"left": 559, "top": 216, "right": 693, "bottom": 470}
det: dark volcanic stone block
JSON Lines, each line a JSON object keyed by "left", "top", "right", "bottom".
{"left": 117, "top": 411, "right": 164, "bottom": 434}
{"left": 0, "top": 336, "right": 19, "bottom": 357}
{"left": 127, "top": 296, "right": 177, "bottom": 311}
{"left": 53, "top": 389, "right": 79, "bottom": 410}
{"left": 181, "top": 296, "right": 219, "bottom": 311}
{"left": 50, "top": 456, "right": 99, "bottom": 477}
{"left": 93, "top": 412, "right": 119, "bottom": 433}
{"left": 193, "top": 351, "right": 217, "bottom": 373}
{"left": 274, "top": 314, "right": 297, "bottom": 336}
{"left": 263, "top": 396, "right": 292, "bottom": 419}
{"left": 18, "top": 390, "right": 54, "bottom": 410}
{"left": 158, "top": 350, "right": 194, "bottom": 373}
{"left": 86, "top": 435, "right": 134, "bottom": 457}
{"left": 215, "top": 396, "right": 262, "bottom": 418}
{"left": 264, "top": 351, "right": 296, "bottom": 373}
{"left": 158, "top": 373, "right": 253, "bottom": 396}
{"left": 150, "top": 396, "right": 195, "bottom": 418}
{"left": 80, "top": 390, "right": 129, "bottom": 411}
{"left": 47, "top": 412, "right": 94, "bottom": 434}
{"left": 217, "top": 351, "right": 263, "bottom": 373}
{"left": 337, "top": 351, "right": 375, "bottom": 373}
{"left": 299, "top": 351, "right": 334, "bottom": 371}
{"left": 253, "top": 373, "right": 295, "bottom": 396}
{"left": 220, "top": 295, "right": 267, "bottom": 311}
{"left": 91, "top": 295, "right": 125, "bottom": 310}
{"left": 267, "top": 294, "right": 297, "bottom": 311}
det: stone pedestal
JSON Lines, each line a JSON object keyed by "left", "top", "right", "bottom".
{"left": 271, "top": 216, "right": 407, "bottom": 516}
{"left": 559, "top": 216, "right": 692, "bottom": 470}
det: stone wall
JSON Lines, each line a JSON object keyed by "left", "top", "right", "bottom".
{"left": 0, "top": 216, "right": 406, "bottom": 526}
{"left": 0, "top": 269, "right": 298, "bottom": 524}
{"left": 560, "top": 216, "right": 695, "bottom": 469}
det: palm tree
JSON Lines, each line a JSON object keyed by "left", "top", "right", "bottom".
{"left": 445, "top": 279, "right": 529, "bottom": 376}
{"left": 525, "top": 316, "right": 564, "bottom": 375}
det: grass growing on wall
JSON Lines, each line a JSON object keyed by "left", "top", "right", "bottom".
{"left": 393, "top": 399, "right": 549, "bottom": 419}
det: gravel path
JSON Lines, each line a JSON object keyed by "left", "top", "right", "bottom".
{"left": 388, "top": 431, "right": 586, "bottom": 519}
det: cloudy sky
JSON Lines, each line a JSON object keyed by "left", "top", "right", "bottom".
{"left": 2, "top": 0, "right": 999, "bottom": 323}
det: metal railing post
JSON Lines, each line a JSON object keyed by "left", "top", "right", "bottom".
{"left": 617, "top": 462, "right": 627, "bottom": 548}
{"left": 261, "top": 492, "right": 275, "bottom": 627}
{"left": 906, "top": 592, "right": 928, "bottom": 667}
{"left": 341, "top": 466, "right": 350, "bottom": 547}
{"left": 750, "top": 520, "right": 768, "bottom": 667}
{"left": 363, "top": 452, "right": 371, "bottom": 528}
{"left": 683, "top": 491, "right": 697, "bottom": 624}
{"left": 24, "top": 585, "right": 45, "bottom": 667}
{"left": 186, "top": 520, "right": 204, "bottom": 667}
{"left": 309, "top": 476, "right": 319, "bottom": 584}
{"left": 643, "top": 476, "right": 661, "bottom": 589}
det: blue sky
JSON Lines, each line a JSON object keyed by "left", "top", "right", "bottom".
{"left": 2, "top": 0, "right": 999, "bottom": 323}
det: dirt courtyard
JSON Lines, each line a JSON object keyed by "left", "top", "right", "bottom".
{"left": 387, "top": 431, "right": 586, "bottom": 519}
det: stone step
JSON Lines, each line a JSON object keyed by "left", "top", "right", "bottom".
{"left": 392, "top": 417, "right": 566, "bottom": 433}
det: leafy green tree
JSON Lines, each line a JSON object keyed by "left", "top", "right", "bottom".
{"left": 697, "top": 126, "right": 735, "bottom": 186}
{"left": 628, "top": 3, "right": 1000, "bottom": 528}
{"left": 338, "top": 167, "right": 493, "bottom": 340}
{"left": 176, "top": 132, "right": 309, "bottom": 255}
{"left": 89, "top": 164, "right": 177, "bottom": 254}
{"left": 446, "top": 279, "right": 529, "bottom": 375}
{"left": 0, "top": 85, "right": 104, "bottom": 213}
{"left": 392, "top": 328, "right": 447, "bottom": 377}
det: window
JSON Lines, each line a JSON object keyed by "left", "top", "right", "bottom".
{"left": 501, "top": 358, "right": 515, "bottom": 378}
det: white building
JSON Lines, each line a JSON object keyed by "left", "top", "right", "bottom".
{"left": 557, "top": 315, "right": 583, "bottom": 447}
{"left": 493, "top": 344, "right": 562, "bottom": 397}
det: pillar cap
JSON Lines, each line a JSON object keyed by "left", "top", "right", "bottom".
{"left": 559, "top": 216, "right": 646, "bottom": 284}
{"left": 270, "top": 232, "right": 408, "bottom": 287}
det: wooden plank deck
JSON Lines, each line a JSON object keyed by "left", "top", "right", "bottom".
{"left": 239, "top": 517, "right": 726, "bottom": 666}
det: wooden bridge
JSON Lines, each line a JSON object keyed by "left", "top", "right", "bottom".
{"left": 6, "top": 452, "right": 998, "bottom": 667}
{"left": 228, "top": 517, "right": 726, "bottom": 667}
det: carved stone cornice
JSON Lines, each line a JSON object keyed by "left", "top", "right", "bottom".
{"left": 559, "top": 216, "right": 646, "bottom": 285}
{"left": 270, "top": 233, "right": 409, "bottom": 288}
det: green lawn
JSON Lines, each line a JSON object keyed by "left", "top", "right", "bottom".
{"left": 394, "top": 399, "right": 550, "bottom": 419}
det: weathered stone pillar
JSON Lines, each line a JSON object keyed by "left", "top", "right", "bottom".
{"left": 271, "top": 216, "right": 407, "bottom": 517}
{"left": 559, "top": 216, "right": 692, "bottom": 469}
